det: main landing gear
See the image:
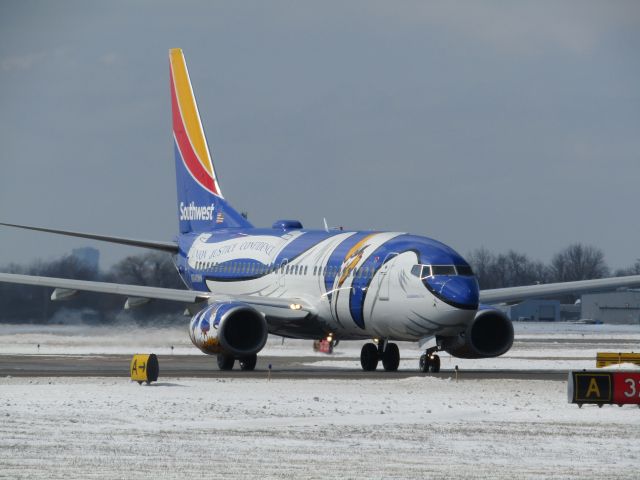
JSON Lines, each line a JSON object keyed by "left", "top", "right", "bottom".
{"left": 360, "top": 341, "right": 400, "bottom": 372}
{"left": 419, "top": 347, "right": 441, "bottom": 373}
{"left": 217, "top": 353, "right": 258, "bottom": 371}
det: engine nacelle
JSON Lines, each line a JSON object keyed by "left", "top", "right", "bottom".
{"left": 437, "top": 307, "right": 514, "bottom": 359}
{"left": 189, "top": 301, "right": 268, "bottom": 357}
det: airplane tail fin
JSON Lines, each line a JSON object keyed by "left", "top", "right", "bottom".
{"left": 169, "top": 48, "right": 252, "bottom": 234}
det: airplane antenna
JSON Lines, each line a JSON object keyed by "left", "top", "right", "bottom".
{"left": 323, "top": 218, "right": 329, "bottom": 233}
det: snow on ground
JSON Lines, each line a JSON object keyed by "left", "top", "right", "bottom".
{"left": 1, "top": 375, "right": 639, "bottom": 479}
{"left": 1, "top": 322, "right": 638, "bottom": 371}
{"left": 1, "top": 322, "right": 640, "bottom": 478}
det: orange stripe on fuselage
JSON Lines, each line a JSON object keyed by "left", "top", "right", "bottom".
{"left": 337, "top": 233, "right": 377, "bottom": 287}
{"left": 169, "top": 49, "right": 219, "bottom": 193}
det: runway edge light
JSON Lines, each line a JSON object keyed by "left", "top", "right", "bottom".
{"left": 131, "top": 354, "right": 160, "bottom": 385}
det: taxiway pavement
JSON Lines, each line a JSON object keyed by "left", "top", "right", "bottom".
{"left": 0, "top": 354, "right": 567, "bottom": 380}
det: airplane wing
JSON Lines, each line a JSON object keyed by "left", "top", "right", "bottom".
{"left": 0, "top": 222, "right": 178, "bottom": 253}
{"left": 0, "top": 272, "right": 316, "bottom": 319}
{"left": 480, "top": 274, "right": 640, "bottom": 304}
{"left": 0, "top": 272, "right": 205, "bottom": 303}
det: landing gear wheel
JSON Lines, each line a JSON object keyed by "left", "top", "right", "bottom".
{"left": 239, "top": 354, "right": 257, "bottom": 371}
{"left": 217, "top": 354, "right": 235, "bottom": 371}
{"left": 360, "top": 343, "right": 379, "bottom": 371}
{"left": 429, "top": 354, "right": 441, "bottom": 373}
{"left": 382, "top": 343, "right": 400, "bottom": 371}
{"left": 419, "top": 354, "right": 429, "bottom": 373}
{"left": 420, "top": 347, "right": 441, "bottom": 373}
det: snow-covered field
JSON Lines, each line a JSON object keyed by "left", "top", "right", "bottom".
{"left": 1, "top": 376, "right": 639, "bottom": 479}
{"left": 1, "top": 322, "right": 639, "bottom": 479}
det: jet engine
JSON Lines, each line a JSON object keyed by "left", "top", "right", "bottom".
{"left": 437, "top": 307, "right": 514, "bottom": 359}
{"left": 189, "top": 301, "right": 268, "bottom": 357}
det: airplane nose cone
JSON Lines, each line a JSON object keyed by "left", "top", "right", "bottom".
{"left": 424, "top": 275, "right": 479, "bottom": 310}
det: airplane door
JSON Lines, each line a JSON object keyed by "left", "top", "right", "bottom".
{"left": 278, "top": 259, "right": 288, "bottom": 288}
{"left": 377, "top": 253, "right": 399, "bottom": 301}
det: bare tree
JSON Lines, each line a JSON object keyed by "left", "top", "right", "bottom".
{"left": 106, "top": 252, "right": 184, "bottom": 289}
{"left": 550, "top": 243, "right": 609, "bottom": 282}
{"left": 467, "top": 248, "right": 549, "bottom": 289}
{"left": 614, "top": 260, "right": 640, "bottom": 277}
{"left": 466, "top": 247, "right": 496, "bottom": 289}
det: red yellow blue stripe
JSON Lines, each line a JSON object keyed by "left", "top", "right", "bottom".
{"left": 169, "top": 49, "right": 222, "bottom": 197}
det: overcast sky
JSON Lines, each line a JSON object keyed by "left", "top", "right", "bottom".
{"left": 1, "top": 1, "right": 639, "bottom": 271}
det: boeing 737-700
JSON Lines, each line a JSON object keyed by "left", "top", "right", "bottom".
{"left": 2, "top": 49, "right": 640, "bottom": 372}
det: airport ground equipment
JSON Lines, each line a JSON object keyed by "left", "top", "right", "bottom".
{"left": 568, "top": 370, "right": 640, "bottom": 408}
{"left": 596, "top": 352, "right": 640, "bottom": 368}
{"left": 130, "top": 354, "right": 159, "bottom": 385}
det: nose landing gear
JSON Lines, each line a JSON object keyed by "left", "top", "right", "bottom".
{"left": 360, "top": 340, "right": 400, "bottom": 371}
{"left": 419, "top": 346, "right": 441, "bottom": 373}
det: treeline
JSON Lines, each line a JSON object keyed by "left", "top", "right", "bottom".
{"left": 1, "top": 243, "right": 639, "bottom": 324}
{"left": 0, "top": 252, "right": 186, "bottom": 324}
{"left": 467, "top": 243, "right": 640, "bottom": 290}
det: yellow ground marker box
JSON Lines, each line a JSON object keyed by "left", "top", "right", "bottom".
{"left": 130, "top": 354, "right": 159, "bottom": 384}
{"left": 596, "top": 352, "right": 640, "bottom": 368}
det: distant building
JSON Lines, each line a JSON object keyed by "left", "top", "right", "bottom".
{"left": 580, "top": 291, "right": 640, "bottom": 325}
{"left": 505, "top": 299, "right": 560, "bottom": 322}
{"left": 559, "top": 303, "right": 581, "bottom": 322}
{"left": 71, "top": 247, "right": 100, "bottom": 271}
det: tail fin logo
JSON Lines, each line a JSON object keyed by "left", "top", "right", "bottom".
{"left": 179, "top": 202, "right": 215, "bottom": 221}
{"left": 169, "top": 49, "right": 222, "bottom": 198}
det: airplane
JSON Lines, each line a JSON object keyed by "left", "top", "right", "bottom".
{"left": 2, "top": 48, "right": 640, "bottom": 373}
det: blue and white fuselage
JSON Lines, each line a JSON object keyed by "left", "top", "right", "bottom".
{"left": 178, "top": 227, "right": 479, "bottom": 342}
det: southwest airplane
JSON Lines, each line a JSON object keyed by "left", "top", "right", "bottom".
{"left": 2, "top": 49, "right": 640, "bottom": 372}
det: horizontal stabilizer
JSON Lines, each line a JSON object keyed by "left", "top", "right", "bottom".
{"left": 0, "top": 222, "right": 178, "bottom": 253}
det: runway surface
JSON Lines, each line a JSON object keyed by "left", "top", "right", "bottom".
{"left": 0, "top": 354, "right": 567, "bottom": 380}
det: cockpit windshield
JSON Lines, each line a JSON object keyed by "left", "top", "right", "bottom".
{"left": 410, "top": 264, "right": 474, "bottom": 279}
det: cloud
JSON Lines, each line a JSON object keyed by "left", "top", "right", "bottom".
{"left": 100, "top": 52, "right": 119, "bottom": 66}
{"left": 1, "top": 52, "right": 44, "bottom": 72}
{"left": 367, "top": 1, "right": 640, "bottom": 55}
